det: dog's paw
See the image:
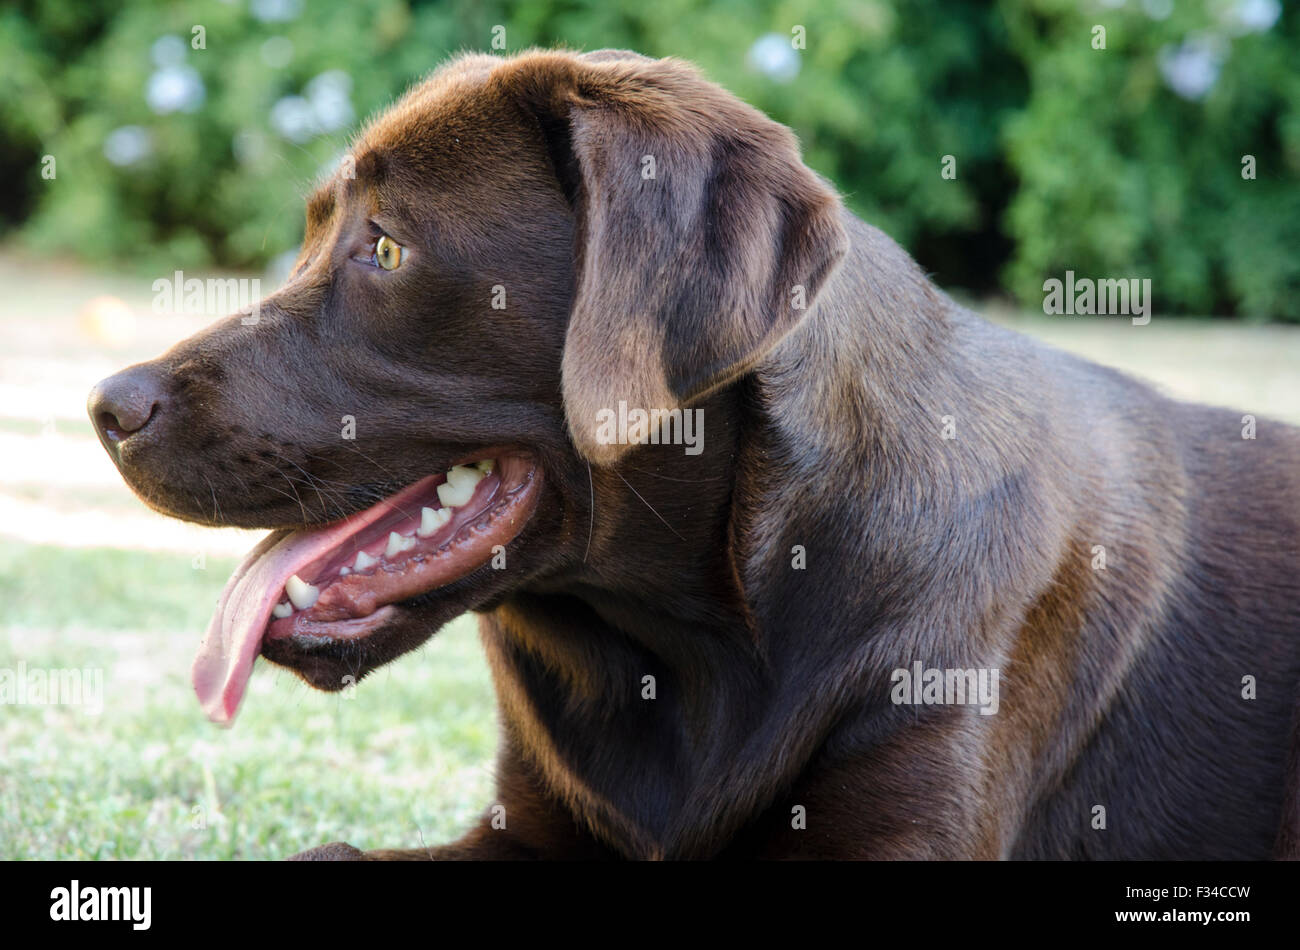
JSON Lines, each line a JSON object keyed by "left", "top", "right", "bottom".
{"left": 287, "top": 841, "right": 369, "bottom": 861}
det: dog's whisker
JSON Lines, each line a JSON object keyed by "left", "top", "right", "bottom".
{"left": 256, "top": 477, "right": 308, "bottom": 512}
{"left": 267, "top": 464, "right": 309, "bottom": 522}
{"left": 613, "top": 470, "right": 685, "bottom": 542}
{"left": 200, "top": 472, "right": 223, "bottom": 523}
{"left": 622, "top": 465, "right": 726, "bottom": 484}
{"left": 583, "top": 461, "right": 594, "bottom": 564}
{"left": 280, "top": 456, "right": 349, "bottom": 518}
{"left": 339, "top": 442, "right": 405, "bottom": 485}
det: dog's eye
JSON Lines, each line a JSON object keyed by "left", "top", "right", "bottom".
{"left": 375, "top": 235, "right": 404, "bottom": 270}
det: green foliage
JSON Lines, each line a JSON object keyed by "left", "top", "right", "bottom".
{"left": 1001, "top": 0, "right": 1300, "bottom": 320}
{"left": 1, "top": 0, "right": 1296, "bottom": 317}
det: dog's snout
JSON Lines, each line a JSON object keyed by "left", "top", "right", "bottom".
{"left": 88, "top": 366, "right": 165, "bottom": 445}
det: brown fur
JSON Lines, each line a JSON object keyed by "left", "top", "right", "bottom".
{"left": 88, "top": 49, "right": 1300, "bottom": 860}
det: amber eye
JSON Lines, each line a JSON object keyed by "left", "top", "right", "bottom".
{"left": 375, "top": 234, "right": 403, "bottom": 270}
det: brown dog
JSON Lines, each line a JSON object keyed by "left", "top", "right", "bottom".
{"left": 88, "top": 49, "right": 1300, "bottom": 859}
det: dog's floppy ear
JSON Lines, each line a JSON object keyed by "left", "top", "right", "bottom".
{"left": 498, "top": 52, "right": 848, "bottom": 465}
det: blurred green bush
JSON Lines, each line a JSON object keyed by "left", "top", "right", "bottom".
{"left": 1, "top": 0, "right": 1297, "bottom": 318}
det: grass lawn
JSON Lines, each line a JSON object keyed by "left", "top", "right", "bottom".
{"left": 0, "top": 542, "right": 497, "bottom": 859}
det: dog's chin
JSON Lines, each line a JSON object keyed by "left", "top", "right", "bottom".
{"left": 259, "top": 597, "right": 461, "bottom": 692}
{"left": 191, "top": 451, "right": 543, "bottom": 723}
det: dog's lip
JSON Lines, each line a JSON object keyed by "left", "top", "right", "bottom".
{"left": 191, "top": 452, "right": 541, "bottom": 726}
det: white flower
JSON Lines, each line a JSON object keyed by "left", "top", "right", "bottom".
{"left": 1223, "top": 0, "right": 1281, "bottom": 35}
{"left": 269, "top": 72, "right": 356, "bottom": 142}
{"left": 146, "top": 65, "right": 205, "bottom": 114}
{"left": 150, "top": 35, "right": 187, "bottom": 68}
{"left": 747, "top": 34, "right": 801, "bottom": 84}
{"left": 104, "top": 126, "right": 152, "bottom": 167}
{"left": 270, "top": 95, "right": 316, "bottom": 143}
{"left": 306, "top": 70, "right": 354, "bottom": 132}
{"left": 1158, "top": 35, "right": 1227, "bottom": 101}
{"left": 250, "top": 0, "right": 302, "bottom": 23}
{"left": 1141, "top": 0, "right": 1173, "bottom": 21}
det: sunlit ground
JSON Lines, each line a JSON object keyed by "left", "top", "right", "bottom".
{"left": 1, "top": 249, "right": 1297, "bottom": 858}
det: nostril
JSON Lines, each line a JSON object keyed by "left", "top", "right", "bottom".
{"left": 96, "top": 410, "right": 123, "bottom": 441}
{"left": 96, "top": 405, "right": 155, "bottom": 440}
{"left": 88, "top": 368, "right": 165, "bottom": 445}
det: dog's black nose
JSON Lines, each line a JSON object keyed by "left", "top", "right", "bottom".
{"left": 88, "top": 366, "right": 164, "bottom": 444}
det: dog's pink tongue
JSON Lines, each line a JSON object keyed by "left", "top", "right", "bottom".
{"left": 191, "top": 475, "right": 445, "bottom": 724}
{"left": 192, "top": 528, "right": 319, "bottom": 725}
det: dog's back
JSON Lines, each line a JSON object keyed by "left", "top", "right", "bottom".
{"left": 761, "top": 213, "right": 1300, "bottom": 858}
{"left": 1012, "top": 383, "right": 1300, "bottom": 857}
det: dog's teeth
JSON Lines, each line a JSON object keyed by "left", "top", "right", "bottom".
{"left": 385, "top": 531, "right": 417, "bottom": 558}
{"left": 285, "top": 574, "right": 319, "bottom": 610}
{"left": 417, "top": 506, "right": 452, "bottom": 538}
{"left": 339, "top": 566, "right": 351, "bottom": 576}
{"left": 417, "top": 506, "right": 437, "bottom": 537}
{"left": 449, "top": 463, "right": 485, "bottom": 487}
{"left": 353, "top": 550, "right": 378, "bottom": 571}
{"left": 474, "top": 459, "right": 495, "bottom": 474}
{"left": 272, "top": 601, "right": 293, "bottom": 619}
{"left": 438, "top": 465, "right": 482, "bottom": 507}
{"left": 385, "top": 531, "right": 403, "bottom": 558}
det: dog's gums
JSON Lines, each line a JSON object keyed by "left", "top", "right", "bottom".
{"left": 192, "top": 453, "right": 540, "bottom": 725}
{"left": 270, "top": 459, "right": 499, "bottom": 621}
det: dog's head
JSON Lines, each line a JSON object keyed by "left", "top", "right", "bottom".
{"left": 87, "top": 49, "right": 847, "bottom": 723}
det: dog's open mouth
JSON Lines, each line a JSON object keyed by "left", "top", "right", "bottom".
{"left": 192, "top": 452, "right": 540, "bottom": 724}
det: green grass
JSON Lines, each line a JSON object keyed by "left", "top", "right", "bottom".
{"left": 0, "top": 542, "right": 497, "bottom": 859}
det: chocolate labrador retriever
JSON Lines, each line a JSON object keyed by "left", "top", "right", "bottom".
{"left": 88, "top": 49, "right": 1300, "bottom": 860}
